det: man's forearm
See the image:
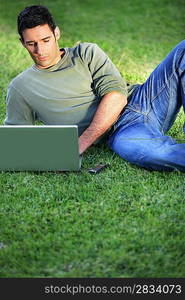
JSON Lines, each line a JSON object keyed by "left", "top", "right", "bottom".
{"left": 79, "top": 91, "right": 127, "bottom": 154}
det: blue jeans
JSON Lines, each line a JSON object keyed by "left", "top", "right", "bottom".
{"left": 108, "top": 40, "right": 185, "bottom": 171}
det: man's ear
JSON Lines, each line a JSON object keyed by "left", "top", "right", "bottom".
{"left": 54, "top": 26, "right": 61, "bottom": 40}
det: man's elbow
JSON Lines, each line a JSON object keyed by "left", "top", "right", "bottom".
{"left": 108, "top": 90, "right": 127, "bottom": 106}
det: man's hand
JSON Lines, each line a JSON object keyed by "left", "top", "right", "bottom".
{"left": 78, "top": 91, "right": 127, "bottom": 154}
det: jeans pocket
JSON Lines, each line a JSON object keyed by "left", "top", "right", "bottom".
{"left": 114, "top": 109, "right": 142, "bottom": 129}
{"left": 108, "top": 109, "right": 143, "bottom": 145}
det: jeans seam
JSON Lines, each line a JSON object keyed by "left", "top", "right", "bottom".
{"left": 150, "top": 48, "right": 184, "bottom": 133}
{"left": 150, "top": 71, "right": 175, "bottom": 103}
{"left": 126, "top": 106, "right": 149, "bottom": 116}
{"left": 150, "top": 47, "right": 183, "bottom": 103}
{"left": 161, "top": 76, "right": 175, "bottom": 133}
{"left": 144, "top": 114, "right": 159, "bottom": 135}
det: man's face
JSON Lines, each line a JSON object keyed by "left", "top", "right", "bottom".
{"left": 22, "top": 24, "right": 61, "bottom": 69}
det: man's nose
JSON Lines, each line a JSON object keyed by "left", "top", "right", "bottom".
{"left": 35, "top": 43, "right": 44, "bottom": 55}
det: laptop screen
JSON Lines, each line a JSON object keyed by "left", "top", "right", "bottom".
{"left": 0, "top": 125, "right": 81, "bottom": 171}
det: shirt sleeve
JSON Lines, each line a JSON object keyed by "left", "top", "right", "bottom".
{"left": 80, "top": 42, "right": 128, "bottom": 98}
{"left": 4, "top": 84, "right": 35, "bottom": 125}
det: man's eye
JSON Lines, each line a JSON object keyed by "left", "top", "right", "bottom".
{"left": 44, "top": 39, "right": 50, "bottom": 43}
{"left": 27, "top": 43, "right": 34, "bottom": 46}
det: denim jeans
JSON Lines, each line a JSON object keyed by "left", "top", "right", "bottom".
{"left": 108, "top": 40, "right": 185, "bottom": 171}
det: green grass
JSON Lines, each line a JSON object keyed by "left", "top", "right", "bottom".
{"left": 0, "top": 0, "right": 185, "bottom": 278}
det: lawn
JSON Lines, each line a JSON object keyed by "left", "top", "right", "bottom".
{"left": 0, "top": 0, "right": 185, "bottom": 278}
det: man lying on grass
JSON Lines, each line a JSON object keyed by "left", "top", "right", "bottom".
{"left": 4, "top": 5, "right": 185, "bottom": 171}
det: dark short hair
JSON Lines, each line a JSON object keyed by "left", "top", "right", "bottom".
{"left": 17, "top": 5, "right": 56, "bottom": 40}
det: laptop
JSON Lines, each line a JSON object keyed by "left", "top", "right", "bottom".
{"left": 0, "top": 125, "right": 82, "bottom": 171}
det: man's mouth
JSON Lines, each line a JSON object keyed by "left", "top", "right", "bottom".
{"left": 38, "top": 56, "right": 48, "bottom": 61}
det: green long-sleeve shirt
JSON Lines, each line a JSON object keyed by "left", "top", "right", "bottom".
{"left": 5, "top": 42, "right": 128, "bottom": 135}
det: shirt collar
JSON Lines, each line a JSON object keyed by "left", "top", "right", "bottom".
{"left": 32, "top": 47, "right": 73, "bottom": 72}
